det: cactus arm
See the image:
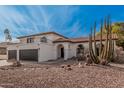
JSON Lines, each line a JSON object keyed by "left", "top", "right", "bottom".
{"left": 108, "top": 18, "right": 112, "bottom": 61}
{"left": 93, "top": 22, "right": 100, "bottom": 63}
{"left": 106, "top": 16, "right": 111, "bottom": 59}
{"left": 94, "top": 21, "right": 97, "bottom": 56}
{"left": 103, "top": 16, "right": 109, "bottom": 59}
{"left": 89, "top": 34, "right": 95, "bottom": 63}
{"left": 89, "top": 27, "right": 99, "bottom": 64}
{"left": 99, "top": 20, "right": 103, "bottom": 59}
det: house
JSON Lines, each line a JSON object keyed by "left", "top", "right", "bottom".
{"left": 7, "top": 31, "right": 118, "bottom": 62}
{"left": 0, "top": 42, "right": 18, "bottom": 60}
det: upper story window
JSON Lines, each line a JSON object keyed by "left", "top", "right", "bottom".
{"left": 27, "top": 37, "right": 34, "bottom": 43}
{"left": 40, "top": 37, "right": 47, "bottom": 43}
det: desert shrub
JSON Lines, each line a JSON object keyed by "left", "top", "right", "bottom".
{"left": 12, "top": 61, "right": 22, "bottom": 67}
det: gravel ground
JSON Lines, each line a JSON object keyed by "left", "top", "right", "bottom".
{"left": 0, "top": 60, "right": 124, "bottom": 88}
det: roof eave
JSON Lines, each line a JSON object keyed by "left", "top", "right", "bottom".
{"left": 17, "top": 31, "right": 68, "bottom": 39}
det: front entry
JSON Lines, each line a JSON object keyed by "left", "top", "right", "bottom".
{"left": 57, "top": 44, "right": 64, "bottom": 59}
{"left": 61, "top": 47, "right": 64, "bottom": 58}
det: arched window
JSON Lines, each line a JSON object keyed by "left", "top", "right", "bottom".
{"left": 40, "top": 37, "right": 47, "bottom": 43}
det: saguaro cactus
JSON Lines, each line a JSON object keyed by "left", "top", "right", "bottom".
{"left": 89, "top": 16, "right": 114, "bottom": 65}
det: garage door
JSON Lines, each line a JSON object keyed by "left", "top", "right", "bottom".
{"left": 8, "top": 50, "right": 17, "bottom": 60}
{"left": 19, "top": 49, "right": 38, "bottom": 61}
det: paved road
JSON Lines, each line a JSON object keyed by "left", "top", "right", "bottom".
{"left": 0, "top": 60, "right": 12, "bottom": 66}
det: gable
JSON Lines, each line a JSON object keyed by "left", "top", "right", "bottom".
{"left": 18, "top": 32, "right": 67, "bottom": 43}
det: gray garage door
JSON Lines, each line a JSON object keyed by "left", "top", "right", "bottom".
{"left": 8, "top": 50, "right": 17, "bottom": 60}
{"left": 19, "top": 49, "right": 38, "bottom": 61}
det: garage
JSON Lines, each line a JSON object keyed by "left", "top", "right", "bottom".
{"left": 19, "top": 49, "right": 38, "bottom": 61}
{"left": 8, "top": 50, "right": 17, "bottom": 60}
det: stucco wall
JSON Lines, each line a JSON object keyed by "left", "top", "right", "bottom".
{"left": 0, "top": 55, "right": 7, "bottom": 59}
{"left": 38, "top": 43, "right": 56, "bottom": 62}
{"left": 19, "top": 33, "right": 65, "bottom": 44}
{"left": 7, "top": 43, "right": 39, "bottom": 50}
{"left": 7, "top": 43, "right": 56, "bottom": 62}
{"left": 68, "top": 42, "right": 89, "bottom": 58}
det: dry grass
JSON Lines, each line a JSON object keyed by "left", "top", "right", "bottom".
{"left": 0, "top": 60, "right": 124, "bottom": 88}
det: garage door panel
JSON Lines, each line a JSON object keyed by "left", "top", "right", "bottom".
{"left": 19, "top": 49, "right": 38, "bottom": 61}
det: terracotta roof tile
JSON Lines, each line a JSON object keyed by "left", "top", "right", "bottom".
{"left": 53, "top": 34, "right": 118, "bottom": 43}
{"left": 53, "top": 38, "right": 71, "bottom": 43}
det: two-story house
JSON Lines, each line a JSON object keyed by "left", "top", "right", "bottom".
{"left": 7, "top": 31, "right": 118, "bottom": 63}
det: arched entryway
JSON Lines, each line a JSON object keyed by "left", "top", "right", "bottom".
{"left": 76, "top": 44, "right": 85, "bottom": 61}
{"left": 57, "top": 44, "right": 64, "bottom": 59}
{"left": 76, "top": 44, "right": 84, "bottom": 57}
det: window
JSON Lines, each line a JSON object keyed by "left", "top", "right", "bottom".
{"left": 27, "top": 38, "right": 34, "bottom": 43}
{"left": 40, "top": 37, "right": 47, "bottom": 43}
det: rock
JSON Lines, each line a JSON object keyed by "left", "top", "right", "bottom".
{"left": 67, "top": 65, "right": 71, "bottom": 67}
{"left": 31, "top": 68, "right": 35, "bottom": 70}
{"left": 24, "top": 68, "right": 27, "bottom": 71}
{"left": 0, "top": 68, "right": 8, "bottom": 70}
{"left": 78, "top": 62, "right": 84, "bottom": 68}
{"left": 100, "top": 59, "right": 108, "bottom": 65}
{"left": 61, "top": 65, "right": 65, "bottom": 68}
{"left": 12, "top": 61, "right": 22, "bottom": 67}
{"left": 85, "top": 54, "right": 92, "bottom": 66}
{"left": 67, "top": 67, "right": 72, "bottom": 71}
{"left": 46, "top": 67, "right": 49, "bottom": 69}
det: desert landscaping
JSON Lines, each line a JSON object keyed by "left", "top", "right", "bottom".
{"left": 0, "top": 19, "right": 123, "bottom": 88}
{"left": 0, "top": 59, "right": 124, "bottom": 88}
{"left": 0, "top": 6, "right": 124, "bottom": 88}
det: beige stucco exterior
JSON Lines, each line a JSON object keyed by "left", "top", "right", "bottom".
{"left": 7, "top": 32, "right": 117, "bottom": 62}
{"left": 7, "top": 33, "right": 72, "bottom": 62}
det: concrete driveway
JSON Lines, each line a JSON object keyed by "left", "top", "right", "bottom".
{"left": 0, "top": 60, "right": 12, "bottom": 66}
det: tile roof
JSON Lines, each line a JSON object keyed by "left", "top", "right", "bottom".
{"left": 53, "top": 34, "right": 118, "bottom": 43}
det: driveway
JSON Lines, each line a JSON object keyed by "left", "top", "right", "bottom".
{"left": 0, "top": 60, "right": 12, "bottom": 66}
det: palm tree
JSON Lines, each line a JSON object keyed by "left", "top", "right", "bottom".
{"left": 4, "top": 28, "right": 12, "bottom": 42}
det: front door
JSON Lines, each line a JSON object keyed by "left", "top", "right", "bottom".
{"left": 61, "top": 47, "right": 64, "bottom": 58}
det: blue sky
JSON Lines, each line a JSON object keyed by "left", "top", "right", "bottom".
{"left": 0, "top": 5, "right": 124, "bottom": 42}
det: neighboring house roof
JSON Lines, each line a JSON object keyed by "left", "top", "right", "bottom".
{"left": 53, "top": 34, "right": 118, "bottom": 43}
{"left": 17, "top": 31, "right": 68, "bottom": 39}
